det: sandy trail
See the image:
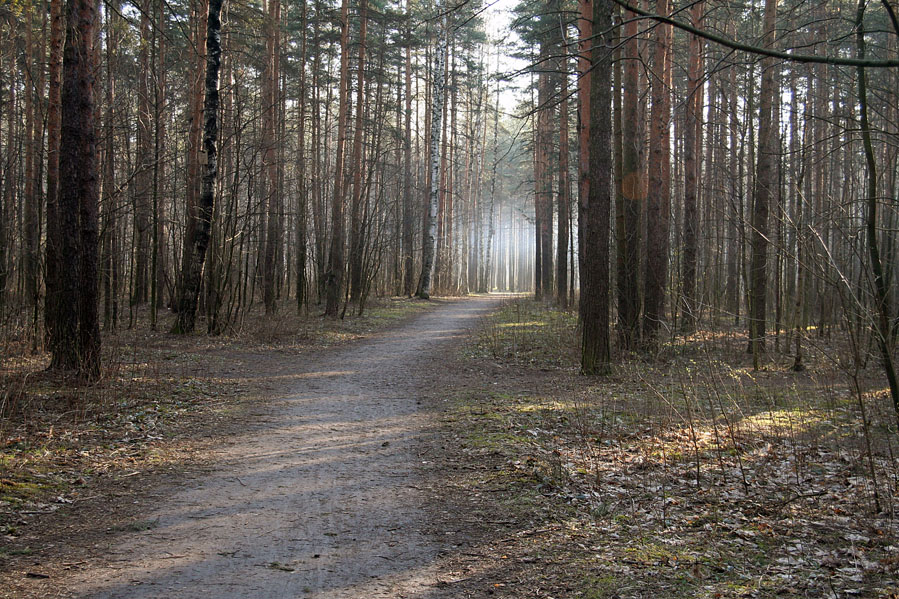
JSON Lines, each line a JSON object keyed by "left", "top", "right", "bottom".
{"left": 68, "top": 296, "right": 501, "bottom": 599}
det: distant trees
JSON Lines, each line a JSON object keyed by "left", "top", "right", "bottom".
{"left": 0, "top": 0, "right": 530, "bottom": 349}
{"left": 2, "top": 0, "right": 898, "bottom": 398}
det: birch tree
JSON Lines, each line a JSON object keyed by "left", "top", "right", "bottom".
{"left": 172, "top": 0, "right": 224, "bottom": 333}
{"left": 417, "top": 17, "right": 448, "bottom": 300}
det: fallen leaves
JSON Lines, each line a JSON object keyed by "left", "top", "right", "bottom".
{"left": 435, "top": 298, "right": 899, "bottom": 598}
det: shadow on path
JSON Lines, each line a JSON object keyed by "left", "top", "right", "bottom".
{"left": 67, "top": 295, "right": 505, "bottom": 599}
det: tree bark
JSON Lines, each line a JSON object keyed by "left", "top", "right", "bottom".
{"left": 349, "top": 0, "right": 368, "bottom": 303}
{"left": 681, "top": 0, "right": 703, "bottom": 332}
{"left": 577, "top": 0, "right": 591, "bottom": 318}
{"left": 582, "top": 0, "right": 613, "bottom": 374}
{"left": 296, "top": 0, "right": 308, "bottom": 314}
{"left": 748, "top": 0, "right": 778, "bottom": 366}
{"left": 557, "top": 65, "right": 570, "bottom": 309}
{"left": 402, "top": 0, "right": 414, "bottom": 297}
{"left": 534, "top": 17, "right": 553, "bottom": 300}
{"left": 56, "top": 0, "right": 101, "bottom": 379}
{"left": 180, "top": 0, "right": 207, "bottom": 309}
{"left": 262, "top": 0, "right": 281, "bottom": 315}
{"left": 0, "top": 50, "right": 9, "bottom": 316}
{"left": 856, "top": 0, "right": 899, "bottom": 422}
{"left": 45, "top": 0, "right": 64, "bottom": 361}
{"left": 483, "top": 55, "right": 501, "bottom": 295}
{"left": 23, "top": 5, "right": 39, "bottom": 317}
{"left": 172, "top": 0, "right": 224, "bottom": 333}
{"left": 134, "top": 2, "right": 153, "bottom": 306}
{"left": 324, "top": 0, "right": 351, "bottom": 315}
{"left": 617, "top": 7, "right": 642, "bottom": 347}
{"left": 102, "top": 0, "right": 120, "bottom": 331}
{"left": 642, "top": 0, "right": 671, "bottom": 343}
{"left": 417, "top": 22, "right": 448, "bottom": 300}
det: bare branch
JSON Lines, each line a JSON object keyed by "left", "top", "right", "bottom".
{"left": 609, "top": 0, "right": 899, "bottom": 67}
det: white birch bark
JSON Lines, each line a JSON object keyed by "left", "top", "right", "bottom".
{"left": 417, "top": 19, "right": 448, "bottom": 299}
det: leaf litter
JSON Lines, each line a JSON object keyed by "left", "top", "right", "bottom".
{"left": 428, "top": 298, "right": 899, "bottom": 598}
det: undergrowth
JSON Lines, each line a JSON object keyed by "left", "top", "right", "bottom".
{"left": 446, "top": 297, "right": 899, "bottom": 598}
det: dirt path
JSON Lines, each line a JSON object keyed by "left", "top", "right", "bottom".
{"left": 65, "top": 296, "right": 501, "bottom": 599}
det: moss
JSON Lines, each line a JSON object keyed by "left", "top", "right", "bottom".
{"left": 464, "top": 431, "right": 532, "bottom": 450}
{"left": 580, "top": 575, "right": 622, "bottom": 599}
{"left": 0, "top": 546, "right": 34, "bottom": 557}
{"left": 624, "top": 539, "right": 683, "bottom": 564}
{"left": 0, "top": 477, "right": 56, "bottom": 504}
{"left": 110, "top": 519, "right": 159, "bottom": 533}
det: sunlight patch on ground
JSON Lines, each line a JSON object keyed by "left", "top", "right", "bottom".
{"left": 736, "top": 408, "right": 833, "bottom": 434}
{"left": 497, "top": 320, "right": 548, "bottom": 328}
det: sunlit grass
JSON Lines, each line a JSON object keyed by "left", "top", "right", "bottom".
{"left": 736, "top": 408, "right": 833, "bottom": 433}
{"left": 498, "top": 320, "right": 549, "bottom": 328}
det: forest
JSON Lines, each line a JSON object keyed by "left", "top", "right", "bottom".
{"left": 2, "top": 0, "right": 899, "bottom": 595}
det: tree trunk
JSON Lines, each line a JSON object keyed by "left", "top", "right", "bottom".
{"left": 349, "top": 0, "right": 368, "bottom": 303}
{"left": 642, "top": 0, "right": 671, "bottom": 344}
{"left": 324, "top": 0, "right": 351, "bottom": 315}
{"left": 133, "top": 2, "right": 153, "bottom": 307}
{"left": 557, "top": 60, "right": 570, "bottom": 309}
{"left": 748, "top": 0, "right": 778, "bottom": 367}
{"left": 856, "top": 0, "right": 899, "bottom": 422}
{"left": 535, "top": 21, "right": 553, "bottom": 300}
{"left": 0, "top": 47, "right": 10, "bottom": 316}
{"left": 179, "top": 0, "right": 206, "bottom": 309}
{"left": 582, "top": 0, "right": 612, "bottom": 374}
{"left": 151, "top": 0, "right": 168, "bottom": 321}
{"left": 617, "top": 7, "right": 642, "bottom": 347}
{"left": 417, "top": 22, "right": 448, "bottom": 300}
{"left": 296, "top": 0, "right": 308, "bottom": 314}
{"left": 23, "top": 5, "right": 39, "bottom": 318}
{"left": 102, "top": 0, "right": 120, "bottom": 331}
{"left": 483, "top": 55, "right": 500, "bottom": 295}
{"left": 45, "top": 0, "right": 64, "bottom": 361}
{"left": 56, "top": 0, "right": 101, "bottom": 379}
{"left": 262, "top": 0, "right": 281, "bottom": 314}
{"left": 577, "top": 0, "right": 591, "bottom": 318}
{"left": 402, "top": 0, "right": 414, "bottom": 297}
{"left": 681, "top": 0, "right": 703, "bottom": 332}
{"left": 172, "top": 0, "right": 224, "bottom": 333}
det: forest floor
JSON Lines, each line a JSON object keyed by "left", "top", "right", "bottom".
{"left": 427, "top": 299, "right": 899, "bottom": 598}
{"left": 3, "top": 295, "right": 899, "bottom": 598}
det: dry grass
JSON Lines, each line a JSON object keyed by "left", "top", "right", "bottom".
{"left": 438, "top": 297, "right": 899, "bottom": 598}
